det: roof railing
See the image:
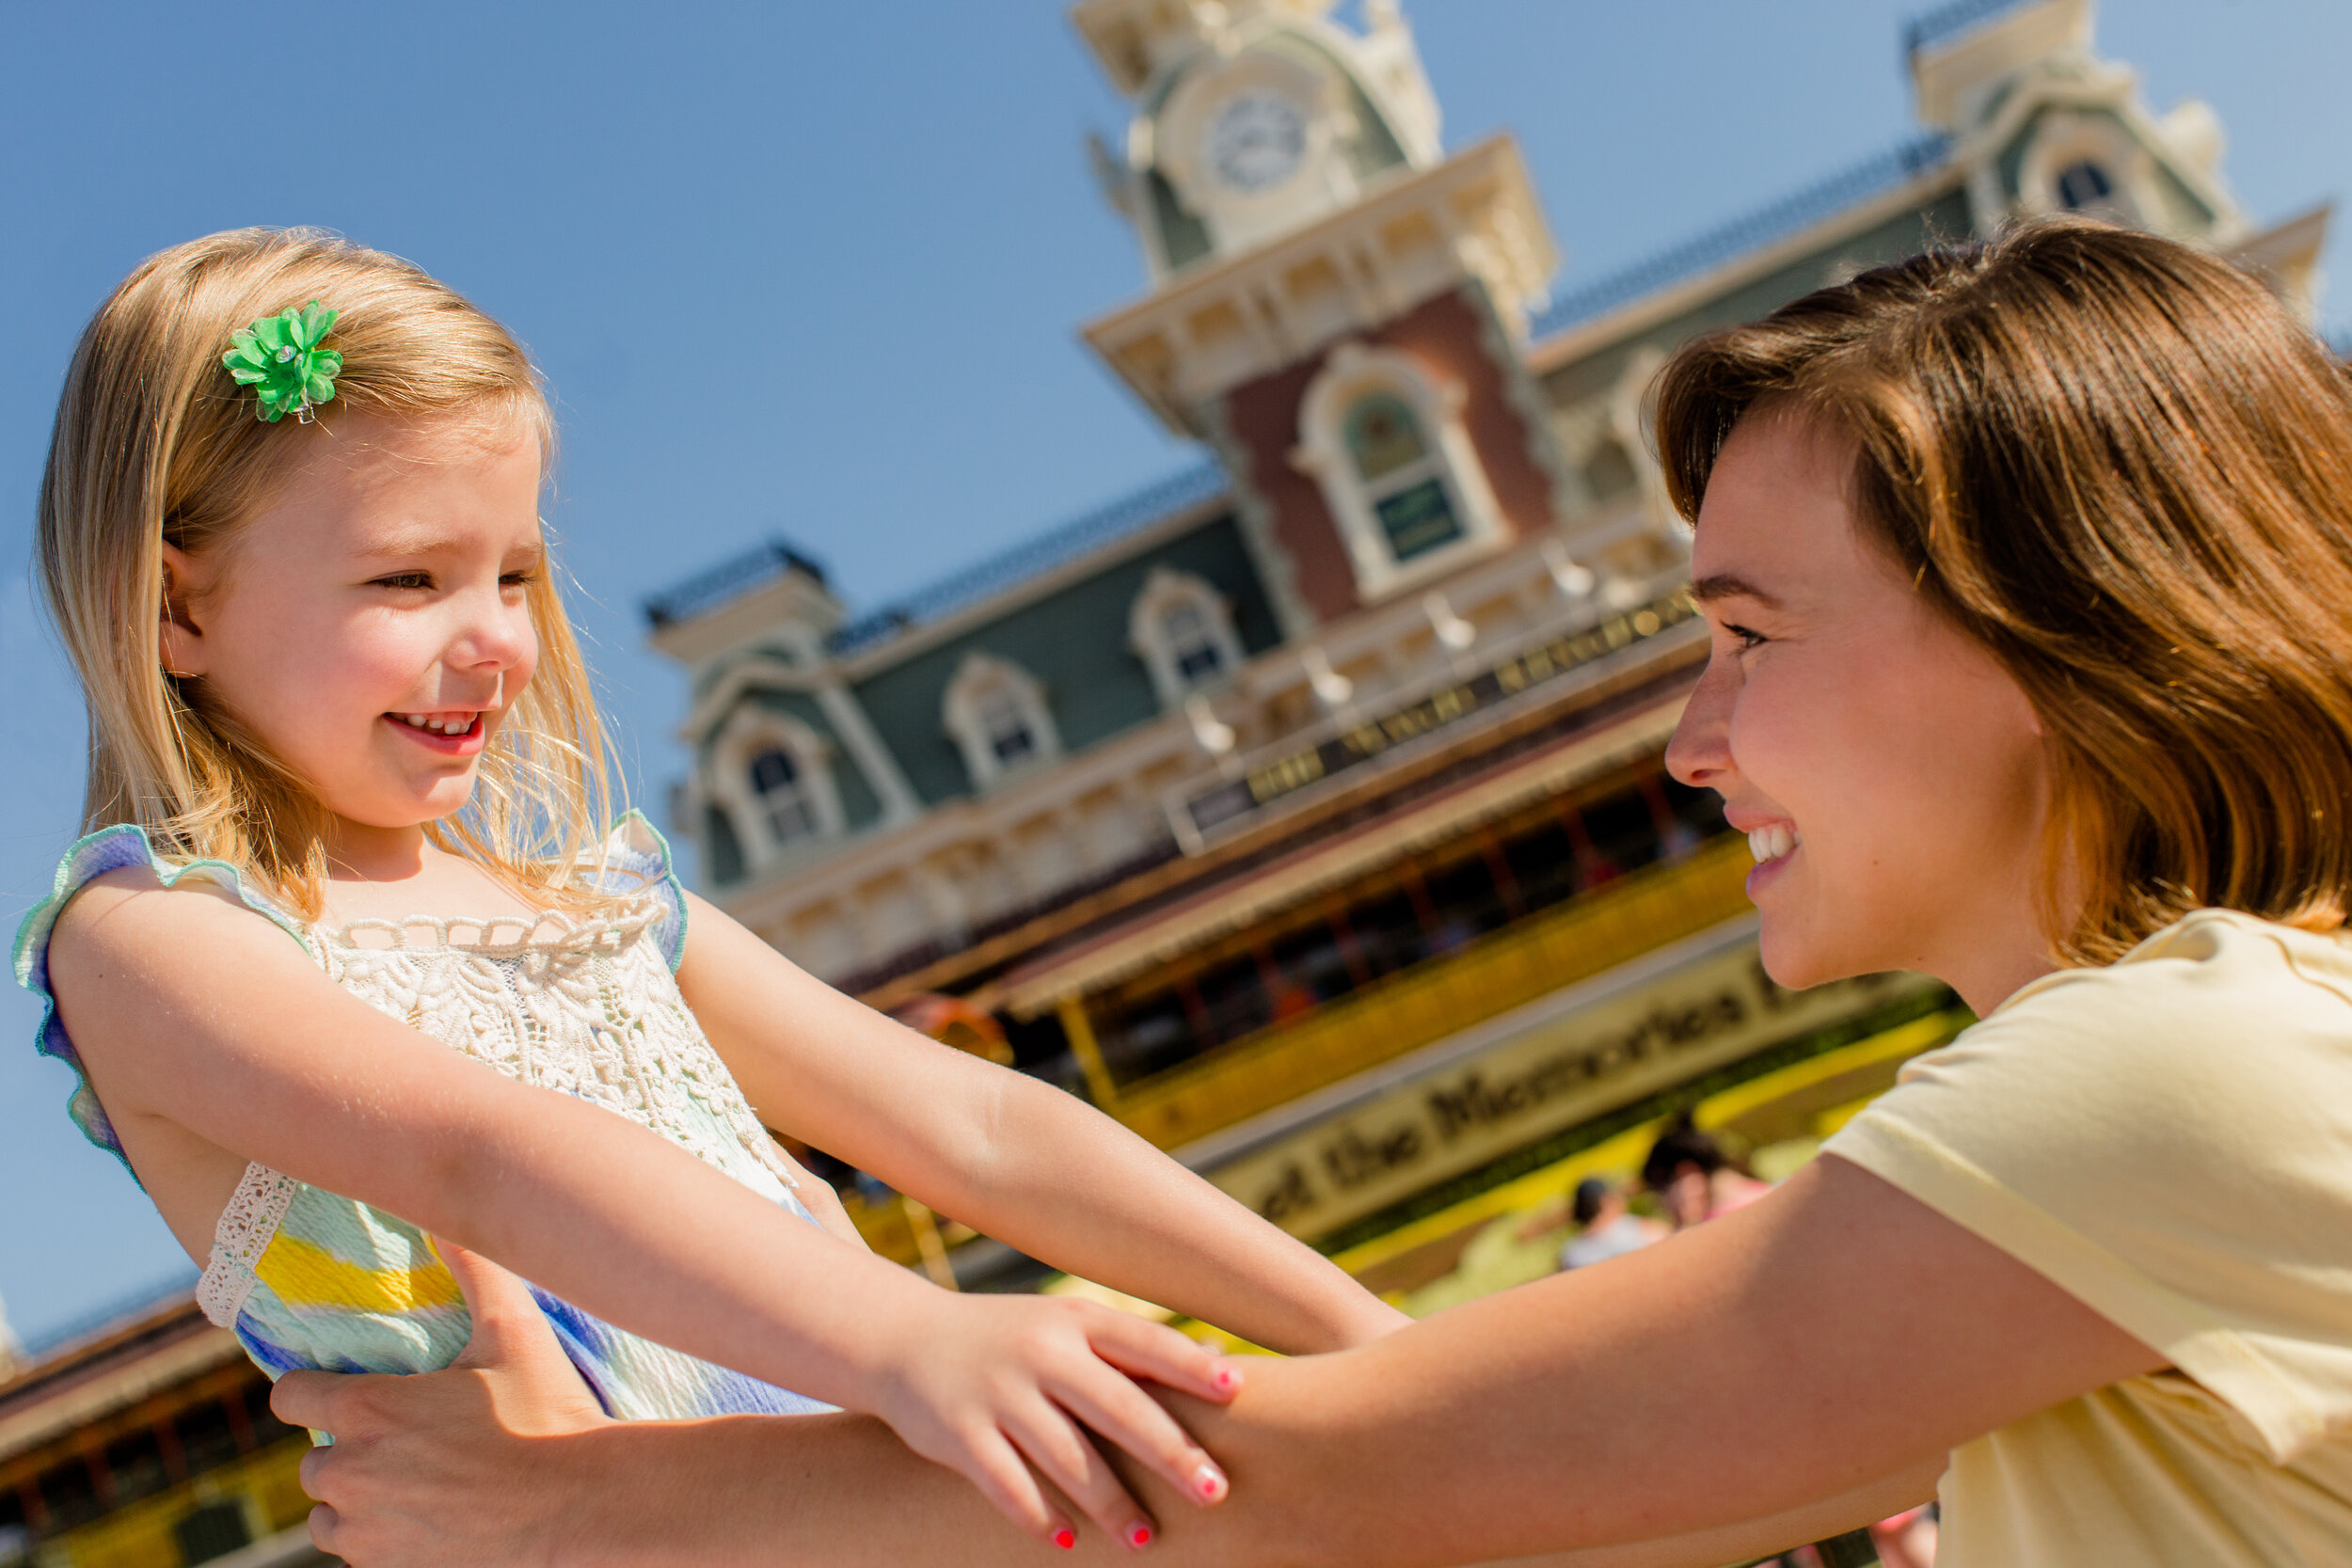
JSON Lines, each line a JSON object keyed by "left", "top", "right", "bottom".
{"left": 643, "top": 539, "right": 830, "bottom": 631}
{"left": 824, "top": 459, "right": 1229, "bottom": 657}
{"left": 643, "top": 464, "right": 1230, "bottom": 657}
{"left": 1903, "top": 0, "right": 2031, "bottom": 58}
{"left": 1526, "top": 132, "right": 1954, "bottom": 343}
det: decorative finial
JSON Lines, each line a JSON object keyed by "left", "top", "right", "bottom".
{"left": 222, "top": 300, "right": 343, "bottom": 423}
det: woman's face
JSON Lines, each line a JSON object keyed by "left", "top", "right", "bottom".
{"left": 1665, "top": 409, "right": 2053, "bottom": 1007}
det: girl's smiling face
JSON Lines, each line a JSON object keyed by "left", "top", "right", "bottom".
{"left": 1665, "top": 407, "right": 2057, "bottom": 1012}
{"left": 160, "top": 411, "right": 544, "bottom": 850}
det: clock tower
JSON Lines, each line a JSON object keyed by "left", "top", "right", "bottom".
{"left": 1075, "top": 0, "right": 1579, "bottom": 631}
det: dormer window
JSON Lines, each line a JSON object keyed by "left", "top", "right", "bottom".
{"left": 978, "top": 688, "right": 1039, "bottom": 767}
{"left": 2019, "top": 113, "right": 2149, "bottom": 229}
{"left": 1292, "top": 341, "right": 1509, "bottom": 601}
{"left": 1166, "top": 601, "right": 1225, "bottom": 680}
{"left": 2056, "top": 159, "right": 2114, "bottom": 211}
{"left": 749, "top": 746, "right": 820, "bottom": 846}
{"left": 705, "top": 707, "right": 845, "bottom": 875}
{"left": 945, "top": 652, "right": 1061, "bottom": 791}
{"left": 1129, "top": 566, "right": 1246, "bottom": 706}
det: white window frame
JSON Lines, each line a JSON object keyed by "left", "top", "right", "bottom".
{"left": 1290, "top": 341, "right": 1508, "bottom": 602}
{"left": 944, "top": 651, "right": 1061, "bottom": 792}
{"left": 706, "top": 705, "right": 845, "bottom": 873}
{"left": 1128, "top": 566, "right": 1245, "bottom": 707}
{"left": 2017, "top": 110, "right": 2153, "bottom": 229}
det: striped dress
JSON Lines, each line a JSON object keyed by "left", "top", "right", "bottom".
{"left": 17, "top": 814, "right": 834, "bottom": 1420}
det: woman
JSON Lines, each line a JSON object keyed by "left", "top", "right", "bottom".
{"left": 269, "top": 220, "right": 2352, "bottom": 1566}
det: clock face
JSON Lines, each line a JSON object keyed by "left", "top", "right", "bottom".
{"left": 1205, "top": 92, "right": 1309, "bottom": 195}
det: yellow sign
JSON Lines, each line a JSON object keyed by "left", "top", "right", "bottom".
{"left": 1200, "top": 929, "right": 1930, "bottom": 1238}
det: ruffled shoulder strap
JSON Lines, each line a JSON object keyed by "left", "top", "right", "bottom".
{"left": 586, "top": 811, "right": 690, "bottom": 973}
{"left": 13, "top": 825, "right": 314, "bottom": 1185}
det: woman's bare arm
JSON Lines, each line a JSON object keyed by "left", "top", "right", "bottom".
{"left": 677, "top": 890, "right": 1404, "bottom": 1353}
{"left": 283, "top": 1158, "right": 2147, "bottom": 1566}
{"left": 278, "top": 1246, "right": 1941, "bottom": 1568}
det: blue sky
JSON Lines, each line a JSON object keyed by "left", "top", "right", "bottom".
{"left": 1, "top": 0, "right": 2344, "bottom": 1348}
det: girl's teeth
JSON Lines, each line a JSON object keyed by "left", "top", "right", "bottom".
{"left": 1746, "top": 824, "right": 1798, "bottom": 863}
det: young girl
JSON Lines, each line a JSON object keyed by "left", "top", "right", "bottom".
{"left": 20, "top": 228, "right": 1406, "bottom": 1553}
{"left": 279, "top": 219, "right": 2352, "bottom": 1568}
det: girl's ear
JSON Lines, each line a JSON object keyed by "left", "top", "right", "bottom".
{"left": 159, "top": 542, "right": 209, "bottom": 677}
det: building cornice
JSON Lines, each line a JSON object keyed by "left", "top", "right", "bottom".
{"left": 1085, "top": 134, "right": 1559, "bottom": 434}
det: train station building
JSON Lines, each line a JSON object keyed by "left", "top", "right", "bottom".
{"left": 1, "top": 2, "right": 2327, "bottom": 1561}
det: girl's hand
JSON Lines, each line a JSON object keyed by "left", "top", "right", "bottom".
{"left": 865, "top": 1291, "right": 1243, "bottom": 1551}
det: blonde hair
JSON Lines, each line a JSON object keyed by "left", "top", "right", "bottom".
{"left": 1653, "top": 218, "right": 2352, "bottom": 965}
{"left": 38, "top": 227, "right": 618, "bottom": 918}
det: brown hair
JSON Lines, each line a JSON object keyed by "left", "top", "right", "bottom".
{"left": 1653, "top": 218, "right": 2352, "bottom": 965}
{"left": 38, "top": 227, "right": 618, "bottom": 918}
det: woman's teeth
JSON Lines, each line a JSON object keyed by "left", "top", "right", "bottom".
{"left": 1747, "top": 824, "right": 1799, "bottom": 863}
{"left": 398, "top": 713, "right": 475, "bottom": 736}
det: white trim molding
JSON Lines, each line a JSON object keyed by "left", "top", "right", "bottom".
{"left": 1129, "top": 566, "right": 1245, "bottom": 706}
{"left": 707, "top": 705, "right": 845, "bottom": 873}
{"left": 2014, "top": 108, "right": 2154, "bottom": 229}
{"left": 944, "top": 652, "right": 1062, "bottom": 792}
{"left": 1291, "top": 339, "right": 1508, "bottom": 602}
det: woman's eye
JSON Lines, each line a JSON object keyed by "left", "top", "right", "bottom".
{"left": 372, "top": 572, "right": 433, "bottom": 592}
{"left": 500, "top": 571, "right": 537, "bottom": 589}
{"left": 1724, "top": 623, "right": 1768, "bottom": 651}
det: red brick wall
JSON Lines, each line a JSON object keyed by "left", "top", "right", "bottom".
{"left": 1216, "top": 286, "right": 1557, "bottom": 623}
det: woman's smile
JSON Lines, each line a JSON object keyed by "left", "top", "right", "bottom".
{"left": 1742, "top": 820, "right": 1801, "bottom": 896}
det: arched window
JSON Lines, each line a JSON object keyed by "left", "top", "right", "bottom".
{"left": 1342, "top": 391, "right": 1464, "bottom": 562}
{"left": 750, "top": 746, "right": 820, "bottom": 846}
{"left": 2055, "top": 159, "right": 2113, "bottom": 211}
{"left": 1164, "top": 600, "right": 1224, "bottom": 681}
{"left": 945, "top": 652, "right": 1061, "bottom": 791}
{"left": 2019, "top": 114, "right": 2148, "bottom": 229}
{"left": 703, "top": 707, "right": 845, "bottom": 877}
{"left": 1292, "top": 341, "right": 1507, "bottom": 601}
{"left": 977, "top": 688, "right": 1039, "bottom": 767}
{"left": 1129, "top": 567, "right": 1246, "bottom": 706}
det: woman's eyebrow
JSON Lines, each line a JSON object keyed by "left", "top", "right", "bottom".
{"left": 1690, "top": 573, "right": 1782, "bottom": 609}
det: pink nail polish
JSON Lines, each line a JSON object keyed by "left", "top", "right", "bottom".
{"left": 1212, "top": 1365, "right": 1239, "bottom": 1393}
{"left": 1126, "top": 1522, "right": 1153, "bottom": 1549}
{"left": 1194, "top": 1465, "right": 1226, "bottom": 1501}
{"left": 1054, "top": 1527, "right": 1076, "bottom": 1550}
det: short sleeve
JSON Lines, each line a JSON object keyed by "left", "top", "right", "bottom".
{"left": 1826, "top": 911, "right": 2352, "bottom": 1463}
{"left": 593, "top": 812, "right": 690, "bottom": 972}
{"left": 13, "top": 826, "right": 314, "bottom": 1184}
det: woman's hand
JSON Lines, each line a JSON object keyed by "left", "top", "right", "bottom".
{"left": 861, "top": 1290, "right": 1244, "bottom": 1550}
{"left": 271, "top": 1243, "right": 611, "bottom": 1568}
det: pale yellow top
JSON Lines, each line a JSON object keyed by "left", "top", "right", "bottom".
{"left": 1825, "top": 909, "right": 2352, "bottom": 1568}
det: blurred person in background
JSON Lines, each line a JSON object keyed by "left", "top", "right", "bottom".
{"left": 1641, "top": 1113, "right": 1772, "bottom": 1230}
{"left": 1558, "top": 1177, "right": 1665, "bottom": 1270}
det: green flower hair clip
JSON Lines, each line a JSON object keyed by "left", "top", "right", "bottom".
{"left": 222, "top": 300, "right": 343, "bottom": 423}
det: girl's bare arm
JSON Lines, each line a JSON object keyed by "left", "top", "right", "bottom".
{"left": 50, "top": 873, "right": 1236, "bottom": 1544}
{"left": 677, "top": 890, "right": 1405, "bottom": 1354}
